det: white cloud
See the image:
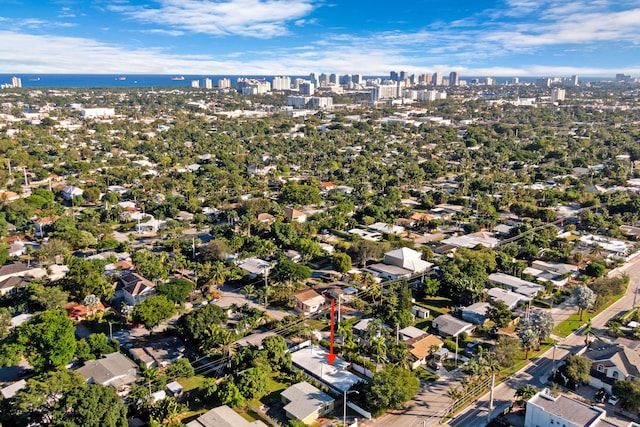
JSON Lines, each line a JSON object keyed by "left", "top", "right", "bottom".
{"left": 139, "top": 29, "right": 185, "bottom": 36}
{"left": 110, "top": 0, "right": 316, "bottom": 38}
{"left": 2, "top": 30, "right": 639, "bottom": 77}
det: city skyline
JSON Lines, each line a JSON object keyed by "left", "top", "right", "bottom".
{"left": 1, "top": 0, "right": 640, "bottom": 76}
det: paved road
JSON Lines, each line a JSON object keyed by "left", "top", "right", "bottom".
{"left": 449, "top": 256, "right": 640, "bottom": 427}
{"left": 217, "top": 284, "right": 290, "bottom": 321}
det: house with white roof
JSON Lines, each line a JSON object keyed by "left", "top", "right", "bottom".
{"left": 383, "top": 247, "right": 433, "bottom": 273}
{"left": 524, "top": 388, "right": 625, "bottom": 427}
{"left": 237, "top": 257, "right": 270, "bottom": 278}
{"left": 523, "top": 260, "right": 579, "bottom": 287}
{"left": 487, "top": 287, "right": 526, "bottom": 310}
{"left": 61, "top": 185, "right": 83, "bottom": 201}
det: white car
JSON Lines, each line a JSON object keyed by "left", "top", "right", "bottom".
{"left": 608, "top": 395, "right": 620, "bottom": 405}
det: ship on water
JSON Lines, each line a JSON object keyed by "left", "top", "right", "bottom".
{"left": 116, "top": 76, "right": 126, "bottom": 81}
{"left": 170, "top": 76, "right": 185, "bottom": 81}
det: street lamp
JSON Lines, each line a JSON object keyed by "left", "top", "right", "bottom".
{"left": 108, "top": 321, "right": 113, "bottom": 342}
{"left": 344, "top": 390, "right": 359, "bottom": 427}
{"left": 551, "top": 344, "right": 557, "bottom": 380}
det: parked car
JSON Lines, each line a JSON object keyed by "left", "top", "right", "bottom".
{"left": 608, "top": 395, "right": 620, "bottom": 405}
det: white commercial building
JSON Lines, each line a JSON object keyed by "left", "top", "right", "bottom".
{"left": 217, "top": 78, "right": 231, "bottom": 89}
{"left": 272, "top": 76, "right": 291, "bottom": 91}
{"left": 81, "top": 108, "right": 116, "bottom": 118}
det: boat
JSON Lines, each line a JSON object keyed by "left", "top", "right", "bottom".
{"left": 117, "top": 76, "right": 126, "bottom": 81}
{"left": 170, "top": 76, "right": 185, "bottom": 81}
{"left": 29, "top": 77, "right": 40, "bottom": 81}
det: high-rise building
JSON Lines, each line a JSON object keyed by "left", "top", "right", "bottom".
{"left": 567, "top": 75, "right": 579, "bottom": 87}
{"left": 203, "top": 78, "right": 213, "bottom": 89}
{"left": 299, "top": 81, "right": 315, "bottom": 95}
{"left": 390, "top": 71, "right": 399, "bottom": 82}
{"left": 272, "top": 76, "right": 291, "bottom": 91}
{"left": 551, "top": 88, "right": 566, "bottom": 102}
{"left": 191, "top": 80, "right": 200, "bottom": 88}
{"left": 11, "top": 76, "right": 21, "bottom": 88}
{"left": 449, "top": 71, "right": 459, "bottom": 87}
{"left": 485, "top": 77, "right": 496, "bottom": 86}
{"left": 352, "top": 74, "right": 363, "bottom": 85}
{"left": 512, "top": 77, "right": 520, "bottom": 84}
{"left": 329, "top": 73, "right": 338, "bottom": 85}
{"left": 318, "top": 73, "right": 330, "bottom": 87}
{"left": 309, "top": 73, "right": 318, "bottom": 86}
{"left": 536, "top": 77, "right": 552, "bottom": 87}
{"left": 419, "top": 74, "right": 431, "bottom": 85}
{"left": 371, "top": 83, "right": 400, "bottom": 101}
{"left": 399, "top": 71, "right": 407, "bottom": 81}
{"left": 432, "top": 72, "right": 443, "bottom": 86}
{"left": 218, "top": 78, "right": 231, "bottom": 89}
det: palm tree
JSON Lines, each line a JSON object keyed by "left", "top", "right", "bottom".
{"left": 446, "top": 385, "right": 463, "bottom": 401}
{"left": 241, "top": 284, "right": 255, "bottom": 299}
{"left": 514, "top": 385, "right": 537, "bottom": 407}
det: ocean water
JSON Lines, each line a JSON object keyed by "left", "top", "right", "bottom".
{"left": 0, "top": 74, "right": 550, "bottom": 89}
{"left": 0, "top": 74, "right": 286, "bottom": 89}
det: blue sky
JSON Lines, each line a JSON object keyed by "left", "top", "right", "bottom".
{"left": 0, "top": 0, "right": 639, "bottom": 76}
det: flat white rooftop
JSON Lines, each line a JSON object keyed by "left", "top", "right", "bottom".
{"left": 290, "top": 345, "right": 362, "bottom": 393}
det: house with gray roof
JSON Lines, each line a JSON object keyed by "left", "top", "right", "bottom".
{"left": 584, "top": 341, "right": 640, "bottom": 393}
{"left": 487, "top": 287, "right": 526, "bottom": 310}
{"left": 76, "top": 352, "right": 138, "bottom": 392}
{"left": 488, "top": 272, "right": 544, "bottom": 299}
{"left": 461, "top": 302, "right": 490, "bottom": 325}
{"left": 432, "top": 314, "right": 475, "bottom": 337}
{"left": 281, "top": 381, "right": 335, "bottom": 425}
{"left": 186, "top": 405, "right": 267, "bottom": 427}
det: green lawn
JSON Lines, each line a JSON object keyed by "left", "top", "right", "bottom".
{"left": 178, "top": 375, "right": 206, "bottom": 392}
{"left": 553, "top": 292, "right": 625, "bottom": 337}
{"left": 419, "top": 296, "right": 454, "bottom": 316}
{"left": 305, "top": 318, "right": 328, "bottom": 332}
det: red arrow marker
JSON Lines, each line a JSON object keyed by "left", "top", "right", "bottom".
{"left": 326, "top": 298, "right": 336, "bottom": 365}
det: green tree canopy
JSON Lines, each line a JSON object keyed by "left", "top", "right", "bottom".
{"left": 156, "top": 278, "right": 194, "bottom": 305}
{"left": 236, "top": 367, "right": 270, "bottom": 400}
{"left": 176, "top": 303, "right": 227, "bottom": 344}
{"left": 131, "top": 295, "right": 175, "bottom": 332}
{"left": 1, "top": 309, "right": 76, "bottom": 371}
{"left": 2, "top": 369, "right": 127, "bottom": 427}
{"left": 363, "top": 366, "right": 420, "bottom": 416}
{"left": 332, "top": 252, "right": 352, "bottom": 273}
{"left": 486, "top": 300, "right": 512, "bottom": 327}
{"left": 563, "top": 355, "right": 591, "bottom": 385}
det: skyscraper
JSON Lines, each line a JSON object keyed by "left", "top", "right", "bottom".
{"left": 272, "top": 76, "right": 291, "bottom": 90}
{"left": 11, "top": 77, "right": 21, "bottom": 88}
{"left": 390, "top": 71, "right": 399, "bottom": 81}
{"left": 203, "top": 78, "right": 213, "bottom": 89}
{"left": 191, "top": 80, "right": 200, "bottom": 88}
{"left": 551, "top": 88, "right": 566, "bottom": 102}
{"left": 432, "top": 72, "right": 443, "bottom": 86}
{"left": 449, "top": 71, "right": 459, "bottom": 87}
{"left": 218, "top": 78, "right": 231, "bottom": 89}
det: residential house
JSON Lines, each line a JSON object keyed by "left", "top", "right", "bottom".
{"left": 283, "top": 207, "right": 307, "bottom": 223}
{"left": 0, "top": 276, "right": 31, "bottom": 296}
{"left": 441, "top": 231, "right": 500, "bottom": 249}
{"left": 117, "top": 272, "right": 155, "bottom": 306}
{"left": 523, "top": 260, "right": 579, "bottom": 287}
{"left": 488, "top": 273, "right": 544, "bottom": 299}
{"left": 186, "top": 405, "right": 268, "bottom": 427}
{"left": 461, "top": 302, "right": 490, "bottom": 325}
{"left": 33, "top": 216, "right": 56, "bottom": 238}
{"left": 66, "top": 302, "right": 106, "bottom": 321}
{"left": 525, "top": 388, "right": 613, "bottom": 427}
{"left": 293, "top": 289, "right": 325, "bottom": 315}
{"left": 237, "top": 257, "right": 270, "bottom": 278}
{"left": 61, "top": 185, "right": 83, "bottom": 201}
{"left": 383, "top": 247, "right": 433, "bottom": 274}
{"left": 256, "top": 212, "right": 275, "bottom": 225}
{"left": 432, "top": 314, "right": 475, "bottom": 337}
{"left": 76, "top": 352, "right": 138, "bottom": 393}
{"left": 369, "top": 222, "right": 405, "bottom": 235}
{"left": 584, "top": 341, "right": 640, "bottom": 393}
{"left": 366, "top": 263, "right": 413, "bottom": 280}
{"left": 134, "top": 218, "right": 166, "bottom": 233}
{"left": 128, "top": 336, "right": 186, "bottom": 368}
{"left": 284, "top": 249, "right": 302, "bottom": 262}
{"left": 0, "top": 262, "right": 36, "bottom": 295}
{"left": 487, "top": 287, "right": 526, "bottom": 310}
{"left": 281, "top": 381, "right": 335, "bottom": 425}
{"left": 406, "top": 334, "right": 444, "bottom": 370}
